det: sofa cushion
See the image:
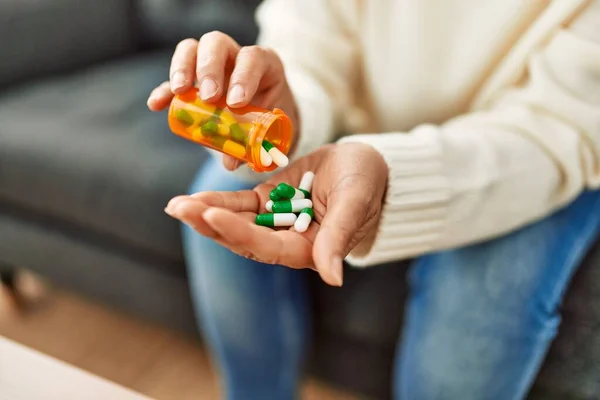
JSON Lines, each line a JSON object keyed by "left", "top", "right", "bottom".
{"left": 137, "top": 0, "right": 262, "bottom": 48}
{"left": 529, "top": 242, "right": 600, "bottom": 399}
{"left": 0, "top": 51, "right": 208, "bottom": 273}
{"left": 0, "top": 0, "right": 137, "bottom": 89}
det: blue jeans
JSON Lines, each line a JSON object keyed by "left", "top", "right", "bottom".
{"left": 183, "top": 158, "right": 600, "bottom": 400}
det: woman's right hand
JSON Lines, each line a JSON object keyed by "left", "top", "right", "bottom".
{"left": 147, "top": 32, "right": 299, "bottom": 170}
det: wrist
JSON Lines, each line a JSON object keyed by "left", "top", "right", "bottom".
{"left": 338, "top": 141, "right": 389, "bottom": 202}
{"left": 338, "top": 130, "right": 451, "bottom": 267}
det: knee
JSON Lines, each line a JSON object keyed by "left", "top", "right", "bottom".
{"left": 411, "top": 243, "right": 564, "bottom": 336}
{"left": 395, "top": 215, "right": 595, "bottom": 399}
{"left": 399, "top": 253, "right": 561, "bottom": 399}
{"left": 185, "top": 241, "right": 270, "bottom": 352}
{"left": 192, "top": 263, "right": 307, "bottom": 361}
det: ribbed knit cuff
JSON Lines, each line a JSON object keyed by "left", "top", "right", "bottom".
{"left": 337, "top": 126, "right": 451, "bottom": 267}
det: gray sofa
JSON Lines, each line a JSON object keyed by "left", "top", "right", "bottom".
{"left": 1, "top": 1, "right": 600, "bottom": 398}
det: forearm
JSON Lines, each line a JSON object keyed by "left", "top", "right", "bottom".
{"left": 340, "top": 123, "right": 564, "bottom": 266}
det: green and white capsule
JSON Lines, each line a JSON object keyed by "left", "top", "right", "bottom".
{"left": 266, "top": 199, "right": 313, "bottom": 213}
{"left": 275, "top": 183, "right": 309, "bottom": 200}
{"left": 255, "top": 213, "right": 297, "bottom": 227}
{"left": 294, "top": 208, "right": 314, "bottom": 233}
{"left": 298, "top": 171, "right": 314, "bottom": 194}
{"left": 269, "top": 189, "right": 283, "bottom": 202}
{"left": 262, "top": 140, "right": 289, "bottom": 168}
{"left": 260, "top": 146, "right": 273, "bottom": 167}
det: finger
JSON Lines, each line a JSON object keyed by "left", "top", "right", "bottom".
{"left": 188, "top": 190, "right": 260, "bottom": 213}
{"left": 222, "top": 155, "right": 243, "bottom": 171}
{"left": 196, "top": 31, "right": 241, "bottom": 102}
{"left": 313, "top": 183, "right": 373, "bottom": 287}
{"left": 170, "top": 38, "right": 198, "bottom": 94}
{"left": 203, "top": 208, "right": 314, "bottom": 268}
{"left": 147, "top": 81, "right": 174, "bottom": 111}
{"left": 252, "top": 183, "right": 279, "bottom": 212}
{"left": 189, "top": 184, "right": 275, "bottom": 215}
{"left": 164, "top": 196, "right": 217, "bottom": 238}
{"left": 165, "top": 191, "right": 259, "bottom": 237}
{"left": 227, "top": 46, "right": 283, "bottom": 108}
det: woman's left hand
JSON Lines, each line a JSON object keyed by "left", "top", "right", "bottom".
{"left": 165, "top": 143, "right": 388, "bottom": 286}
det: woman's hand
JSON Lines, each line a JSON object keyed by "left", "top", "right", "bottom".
{"left": 147, "top": 32, "right": 299, "bottom": 170}
{"left": 165, "top": 143, "right": 388, "bottom": 287}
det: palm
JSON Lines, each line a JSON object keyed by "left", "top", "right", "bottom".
{"left": 177, "top": 147, "right": 330, "bottom": 269}
{"left": 167, "top": 143, "right": 388, "bottom": 286}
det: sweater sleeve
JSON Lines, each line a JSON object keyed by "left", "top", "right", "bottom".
{"left": 340, "top": 1, "right": 600, "bottom": 267}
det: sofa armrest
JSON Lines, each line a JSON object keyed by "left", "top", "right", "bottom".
{"left": 0, "top": 0, "right": 138, "bottom": 89}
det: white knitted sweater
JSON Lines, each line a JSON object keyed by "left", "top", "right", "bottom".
{"left": 248, "top": 0, "right": 600, "bottom": 267}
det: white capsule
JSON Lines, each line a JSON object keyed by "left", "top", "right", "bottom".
{"left": 265, "top": 200, "right": 274, "bottom": 212}
{"left": 272, "top": 213, "right": 297, "bottom": 226}
{"left": 260, "top": 146, "right": 273, "bottom": 167}
{"left": 299, "top": 171, "right": 314, "bottom": 193}
{"left": 294, "top": 208, "right": 314, "bottom": 233}
{"left": 268, "top": 146, "right": 289, "bottom": 168}
{"left": 290, "top": 189, "right": 307, "bottom": 200}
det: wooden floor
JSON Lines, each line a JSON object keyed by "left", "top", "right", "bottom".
{"left": 0, "top": 273, "right": 357, "bottom": 400}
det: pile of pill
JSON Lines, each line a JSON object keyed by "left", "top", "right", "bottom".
{"left": 174, "top": 106, "right": 288, "bottom": 168}
{"left": 255, "top": 171, "right": 315, "bottom": 233}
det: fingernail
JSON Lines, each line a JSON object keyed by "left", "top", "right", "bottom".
{"left": 227, "top": 85, "right": 245, "bottom": 105}
{"left": 200, "top": 79, "right": 218, "bottom": 100}
{"left": 171, "top": 71, "right": 187, "bottom": 91}
{"left": 147, "top": 94, "right": 160, "bottom": 105}
{"left": 165, "top": 197, "right": 184, "bottom": 216}
{"left": 331, "top": 257, "right": 344, "bottom": 287}
{"left": 164, "top": 205, "right": 179, "bottom": 218}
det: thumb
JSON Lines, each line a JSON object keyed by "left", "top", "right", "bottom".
{"left": 313, "top": 185, "right": 370, "bottom": 287}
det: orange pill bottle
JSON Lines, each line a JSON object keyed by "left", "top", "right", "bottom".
{"left": 168, "top": 88, "right": 293, "bottom": 172}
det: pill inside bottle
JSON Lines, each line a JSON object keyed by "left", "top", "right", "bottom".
{"left": 168, "top": 88, "right": 294, "bottom": 172}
